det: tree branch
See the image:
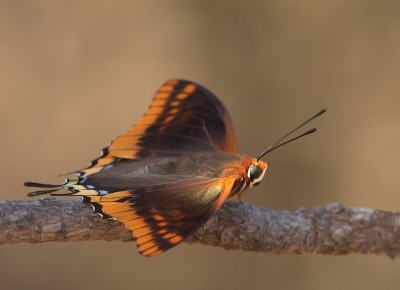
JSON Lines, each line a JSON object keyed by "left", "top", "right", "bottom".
{"left": 1, "top": 198, "right": 399, "bottom": 258}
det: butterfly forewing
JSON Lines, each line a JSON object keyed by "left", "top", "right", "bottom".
{"left": 108, "top": 79, "right": 237, "bottom": 160}
{"left": 77, "top": 80, "right": 237, "bottom": 177}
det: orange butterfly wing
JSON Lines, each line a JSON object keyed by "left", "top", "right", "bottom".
{"left": 79, "top": 79, "right": 237, "bottom": 176}
{"left": 87, "top": 177, "right": 238, "bottom": 256}
{"left": 109, "top": 79, "right": 237, "bottom": 158}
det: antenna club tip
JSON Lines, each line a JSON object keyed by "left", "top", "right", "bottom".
{"left": 315, "top": 109, "right": 326, "bottom": 117}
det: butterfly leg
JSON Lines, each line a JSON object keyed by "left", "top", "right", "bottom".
{"left": 238, "top": 191, "right": 250, "bottom": 204}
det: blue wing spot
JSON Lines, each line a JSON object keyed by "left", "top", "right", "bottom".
{"left": 79, "top": 177, "right": 88, "bottom": 184}
{"left": 98, "top": 190, "right": 109, "bottom": 196}
{"left": 103, "top": 165, "right": 114, "bottom": 170}
{"left": 86, "top": 185, "right": 95, "bottom": 189}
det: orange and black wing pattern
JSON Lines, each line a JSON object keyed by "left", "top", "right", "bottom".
{"left": 84, "top": 176, "right": 238, "bottom": 256}
{"left": 109, "top": 79, "right": 237, "bottom": 159}
{"left": 78, "top": 79, "right": 237, "bottom": 176}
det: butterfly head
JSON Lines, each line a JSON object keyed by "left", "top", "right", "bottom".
{"left": 247, "top": 159, "right": 268, "bottom": 187}
{"left": 229, "top": 156, "right": 268, "bottom": 200}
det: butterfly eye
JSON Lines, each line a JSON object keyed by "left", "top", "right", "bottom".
{"left": 248, "top": 165, "right": 263, "bottom": 182}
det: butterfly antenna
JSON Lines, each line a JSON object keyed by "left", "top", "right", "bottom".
{"left": 257, "top": 109, "right": 326, "bottom": 161}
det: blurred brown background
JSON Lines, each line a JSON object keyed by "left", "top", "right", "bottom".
{"left": 1, "top": 1, "right": 400, "bottom": 289}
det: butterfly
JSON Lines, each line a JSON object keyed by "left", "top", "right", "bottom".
{"left": 25, "top": 79, "right": 325, "bottom": 257}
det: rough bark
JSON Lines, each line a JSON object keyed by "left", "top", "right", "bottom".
{"left": 1, "top": 198, "right": 399, "bottom": 258}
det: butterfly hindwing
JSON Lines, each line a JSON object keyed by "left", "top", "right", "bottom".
{"left": 48, "top": 151, "right": 245, "bottom": 256}
{"left": 80, "top": 176, "right": 238, "bottom": 256}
